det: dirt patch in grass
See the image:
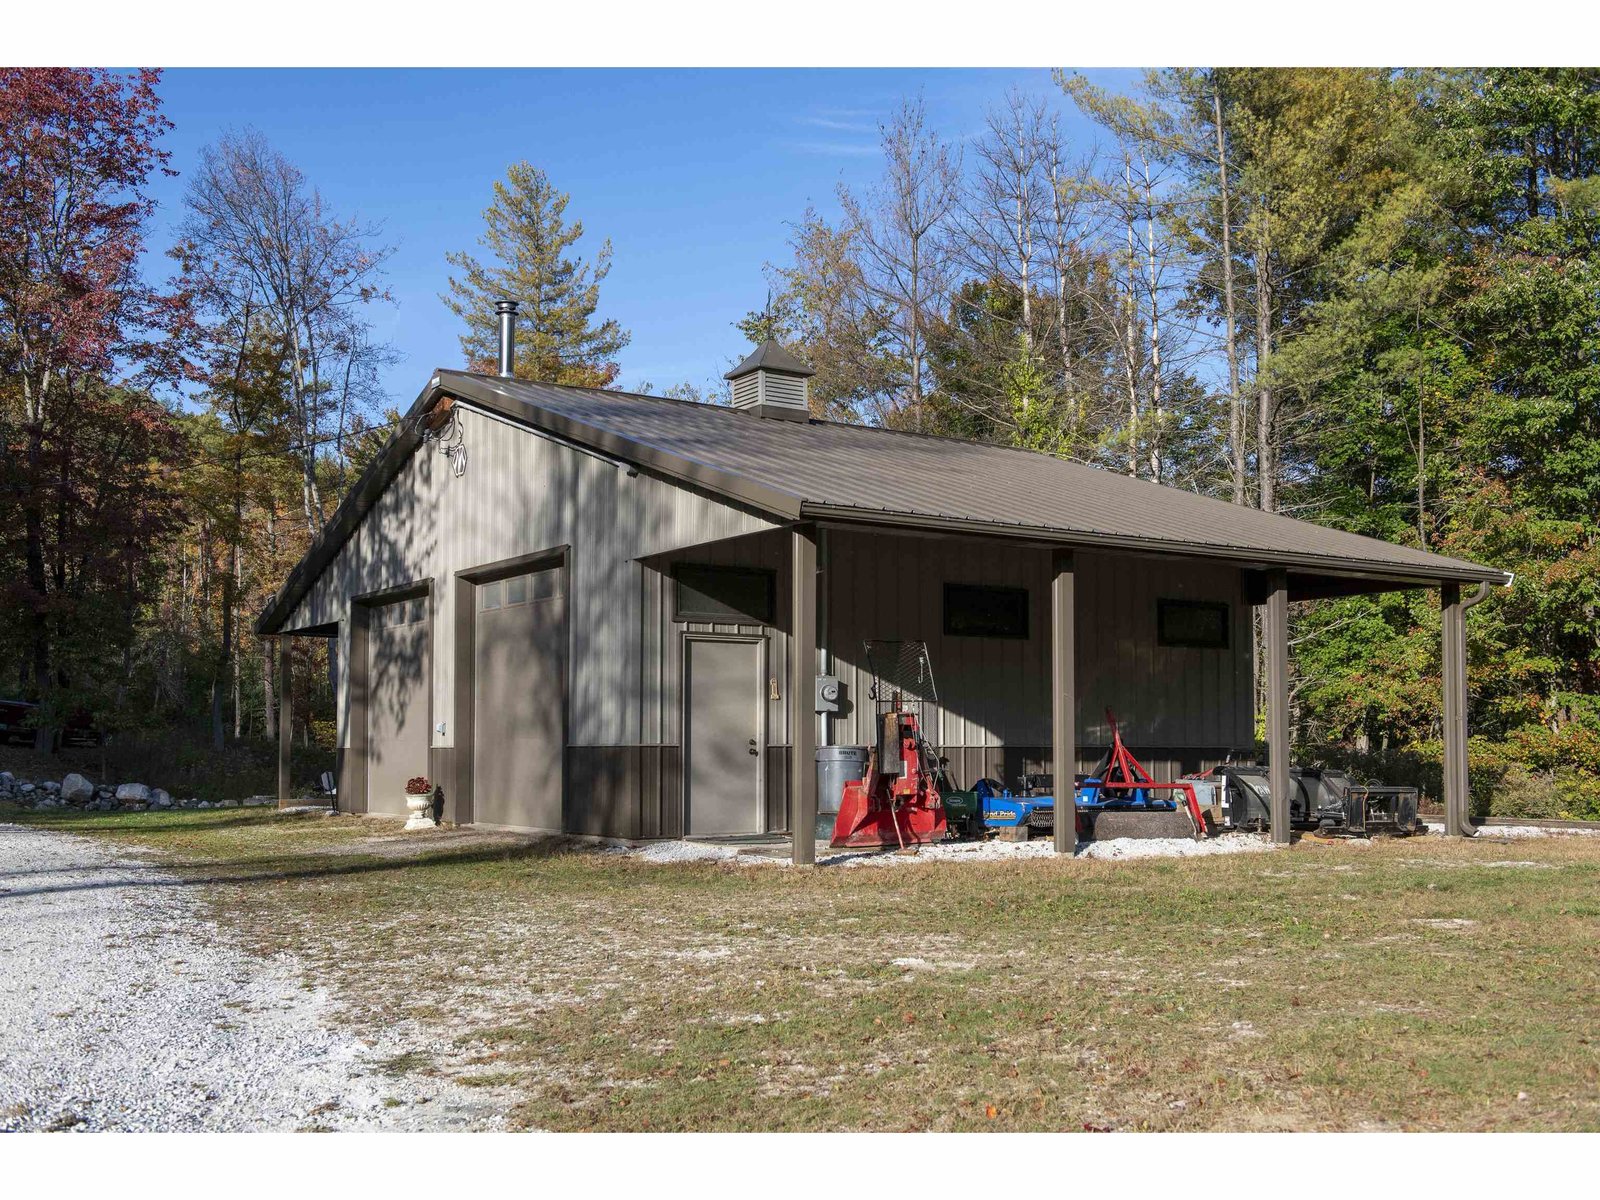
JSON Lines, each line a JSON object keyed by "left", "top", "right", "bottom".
{"left": 9, "top": 804, "right": 1599, "bottom": 1131}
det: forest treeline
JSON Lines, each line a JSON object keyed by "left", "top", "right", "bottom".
{"left": 2, "top": 67, "right": 1598, "bottom": 812}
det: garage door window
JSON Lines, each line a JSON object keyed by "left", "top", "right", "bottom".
{"left": 377, "top": 597, "right": 426, "bottom": 627}
{"left": 480, "top": 569, "right": 561, "bottom": 613}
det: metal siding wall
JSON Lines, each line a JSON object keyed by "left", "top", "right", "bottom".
{"left": 822, "top": 533, "right": 1252, "bottom": 756}
{"left": 825, "top": 530, "right": 1053, "bottom": 754}
{"left": 274, "top": 404, "right": 778, "bottom": 754}
{"left": 1074, "top": 550, "right": 1252, "bottom": 749}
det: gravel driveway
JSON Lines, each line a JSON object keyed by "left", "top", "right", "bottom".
{"left": 0, "top": 822, "right": 500, "bottom": 1131}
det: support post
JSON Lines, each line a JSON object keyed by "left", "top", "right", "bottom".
{"left": 790, "top": 525, "right": 818, "bottom": 866}
{"left": 1264, "top": 569, "right": 1291, "bottom": 844}
{"left": 1052, "top": 550, "right": 1077, "bottom": 855}
{"left": 277, "top": 636, "right": 293, "bottom": 806}
{"left": 1441, "top": 583, "right": 1469, "bottom": 836}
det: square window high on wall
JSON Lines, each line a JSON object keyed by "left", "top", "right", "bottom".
{"left": 944, "top": 583, "right": 1029, "bottom": 640}
{"left": 1157, "top": 599, "right": 1230, "bottom": 649}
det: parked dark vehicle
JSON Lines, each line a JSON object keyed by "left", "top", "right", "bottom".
{"left": 0, "top": 699, "right": 105, "bottom": 748}
{"left": 0, "top": 699, "right": 33, "bottom": 745}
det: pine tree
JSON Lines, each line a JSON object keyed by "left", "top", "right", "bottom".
{"left": 443, "top": 163, "right": 630, "bottom": 388}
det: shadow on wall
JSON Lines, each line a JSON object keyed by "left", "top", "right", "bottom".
{"left": 304, "top": 423, "right": 442, "bottom": 798}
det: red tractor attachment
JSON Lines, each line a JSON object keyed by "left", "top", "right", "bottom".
{"left": 830, "top": 710, "right": 949, "bottom": 849}
{"left": 830, "top": 641, "right": 949, "bottom": 850}
{"left": 1088, "top": 709, "right": 1210, "bottom": 839}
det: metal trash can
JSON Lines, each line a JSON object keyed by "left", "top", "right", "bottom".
{"left": 815, "top": 745, "right": 870, "bottom": 840}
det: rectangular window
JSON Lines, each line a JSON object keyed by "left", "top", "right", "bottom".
{"left": 479, "top": 580, "right": 501, "bottom": 611}
{"left": 943, "top": 583, "right": 1029, "bottom": 640}
{"left": 1157, "top": 599, "right": 1230, "bottom": 649}
{"left": 506, "top": 573, "right": 528, "bottom": 606}
{"left": 674, "top": 564, "right": 775, "bottom": 624}
{"left": 528, "top": 566, "right": 561, "bottom": 602}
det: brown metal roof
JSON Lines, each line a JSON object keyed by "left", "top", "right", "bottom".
{"left": 256, "top": 368, "right": 1506, "bottom": 634}
{"left": 442, "top": 371, "right": 1506, "bottom": 583}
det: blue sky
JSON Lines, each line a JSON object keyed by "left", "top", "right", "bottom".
{"left": 144, "top": 68, "right": 1139, "bottom": 404}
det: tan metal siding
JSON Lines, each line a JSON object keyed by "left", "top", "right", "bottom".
{"left": 278, "top": 404, "right": 779, "bottom": 753}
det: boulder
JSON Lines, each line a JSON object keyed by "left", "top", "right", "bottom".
{"left": 0, "top": 771, "right": 14, "bottom": 787}
{"left": 18, "top": 783, "right": 36, "bottom": 795}
{"left": 42, "top": 780, "right": 60, "bottom": 794}
{"left": 115, "top": 783, "right": 151, "bottom": 804}
{"left": 150, "top": 788, "right": 173, "bottom": 808}
{"left": 60, "top": 774, "right": 95, "bottom": 804}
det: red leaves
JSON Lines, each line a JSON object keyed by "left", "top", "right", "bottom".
{"left": 0, "top": 69, "right": 184, "bottom": 390}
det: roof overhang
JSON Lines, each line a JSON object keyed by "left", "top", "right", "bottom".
{"left": 801, "top": 505, "right": 1510, "bottom": 589}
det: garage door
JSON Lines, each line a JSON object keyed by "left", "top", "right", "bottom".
{"left": 473, "top": 564, "right": 566, "bottom": 830}
{"left": 367, "top": 594, "right": 430, "bottom": 815}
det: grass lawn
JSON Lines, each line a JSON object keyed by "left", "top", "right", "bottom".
{"left": 6, "top": 805, "right": 1598, "bottom": 1131}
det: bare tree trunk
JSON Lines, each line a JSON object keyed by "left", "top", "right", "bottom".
{"left": 909, "top": 232, "right": 923, "bottom": 431}
{"left": 1141, "top": 150, "right": 1164, "bottom": 483}
{"left": 289, "top": 323, "right": 324, "bottom": 535}
{"left": 263, "top": 638, "right": 276, "bottom": 742}
{"left": 263, "top": 500, "right": 277, "bottom": 741}
{"left": 1050, "top": 161, "right": 1072, "bottom": 382}
{"left": 1213, "top": 81, "right": 1247, "bottom": 505}
{"left": 231, "top": 545, "right": 243, "bottom": 740}
{"left": 1122, "top": 154, "right": 1141, "bottom": 478}
{"left": 1016, "top": 148, "right": 1033, "bottom": 356}
{"left": 1254, "top": 236, "right": 1276, "bottom": 513}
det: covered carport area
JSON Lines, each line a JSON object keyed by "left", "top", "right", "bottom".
{"left": 778, "top": 518, "right": 1506, "bottom": 867}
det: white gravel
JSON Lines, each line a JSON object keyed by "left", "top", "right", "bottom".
{"left": 0, "top": 822, "right": 501, "bottom": 1132}
{"left": 602, "top": 839, "right": 757, "bottom": 865}
{"left": 824, "top": 830, "right": 1275, "bottom": 866}
{"left": 1423, "top": 821, "right": 1600, "bottom": 840}
{"left": 603, "top": 831, "right": 1276, "bottom": 867}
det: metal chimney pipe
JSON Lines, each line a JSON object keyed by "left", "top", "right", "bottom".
{"left": 495, "top": 299, "right": 519, "bottom": 377}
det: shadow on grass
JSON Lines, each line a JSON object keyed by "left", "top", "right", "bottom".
{"left": 0, "top": 813, "right": 585, "bottom": 901}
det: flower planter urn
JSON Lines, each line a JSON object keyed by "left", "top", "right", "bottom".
{"left": 403, "top": 776, "right": 436, "bottom": 830}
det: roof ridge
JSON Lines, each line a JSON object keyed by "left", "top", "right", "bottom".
{"left": 444, "top": 368, "right": 1115, "bottom": 461}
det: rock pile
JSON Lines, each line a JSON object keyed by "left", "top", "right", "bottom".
{"left": 0, "top": 770, "right": 275, "bottom": 813}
